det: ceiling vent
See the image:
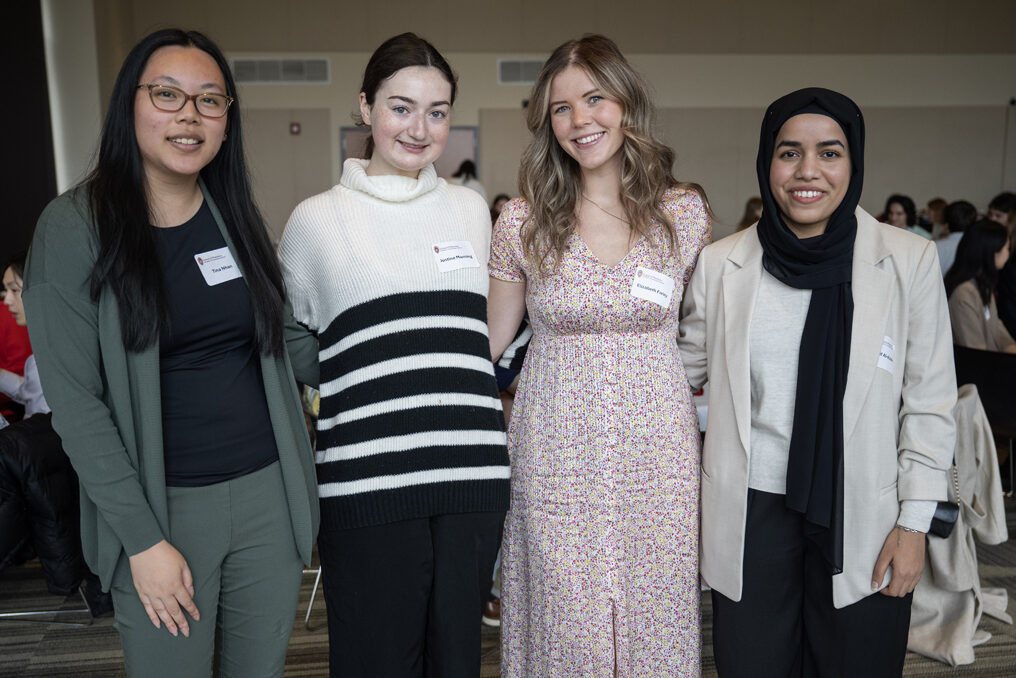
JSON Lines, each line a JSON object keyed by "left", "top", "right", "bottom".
{"left": 498, "top": 59, "right": 544, "bottom": 85}
{"left": 232, "top": 58, "right": 330, "bottom": 84}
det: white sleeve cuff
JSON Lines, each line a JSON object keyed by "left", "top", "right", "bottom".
{"left": 0, "top": 368, "right": 24, "bottom": 399}
{"left": 898, "top": 499, "right": 939, "bottom": 533}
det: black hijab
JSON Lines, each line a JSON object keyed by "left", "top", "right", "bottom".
{"left": 755, "top": 87, "right": 865, "bottom": 574}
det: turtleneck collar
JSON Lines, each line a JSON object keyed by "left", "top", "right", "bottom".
{"left": 339, "top": 158, "right": 440, "bottom": 203}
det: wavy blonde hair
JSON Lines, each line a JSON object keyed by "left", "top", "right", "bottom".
{"left": 518, "top": 35, "right": 710, "bottom": 270}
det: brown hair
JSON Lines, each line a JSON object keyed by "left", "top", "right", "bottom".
{"left": 517, "top": 34, "right": 710, "bottom": 270}
{"left": 355, "top": 33, "right": 457, "bottom": 158}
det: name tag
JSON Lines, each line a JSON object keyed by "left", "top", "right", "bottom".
{"left": 194, "top": 247, "right": 242, "bottom": 286}
{"left": 877, "top": 336, "right": 895, "bottom": 374}
{"left": 629, "top": 266, "right": 675, "bottom": 308}
{"left": 432, "top": 241, "right": 479, "bottom": 273}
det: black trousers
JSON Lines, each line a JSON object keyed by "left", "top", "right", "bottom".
{"left": 317, "top": 511, "right": 505, "bottom": 678}
{"left": 712, "top": 490, "right": 912, "bottom": 678}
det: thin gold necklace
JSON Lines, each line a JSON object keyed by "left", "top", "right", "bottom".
{"left": 582, "top": 194, "right": 628, "bottom": 225}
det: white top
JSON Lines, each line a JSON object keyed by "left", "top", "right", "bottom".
{"left": 449, "top": 176, "right": 487, "bottom": 203}
{"left": 278, "top": 159, "right": 510, "bottom": 528}
{"left": 936, "top": 231, "right": 963, "bottom": 276}
{"left": 0, "top": 355, "right": 50, "bottom": 418}
{"left": 747, "top": 268, "right": 935, "bottom": 531}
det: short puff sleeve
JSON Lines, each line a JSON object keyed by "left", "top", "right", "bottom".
{"left": 488, "top": 198, "right": 530, "bottom": 283}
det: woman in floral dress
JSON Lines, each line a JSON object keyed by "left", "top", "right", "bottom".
{"left": 487, "top": 35, "right": 711, "bottom": 678}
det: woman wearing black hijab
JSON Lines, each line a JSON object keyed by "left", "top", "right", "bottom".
{"left": 679, "top": 88, "right": 956, "bottom": 677}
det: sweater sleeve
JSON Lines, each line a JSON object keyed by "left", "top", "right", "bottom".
{"left": 279, "top": 201, "right": 321, "bottom": 333}
{"left": 23, "top": 196, "right": 165, "bottom": 556}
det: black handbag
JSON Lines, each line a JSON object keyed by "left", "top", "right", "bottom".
{"left": 928, "top": 466, "right": 961, "bottom": 539}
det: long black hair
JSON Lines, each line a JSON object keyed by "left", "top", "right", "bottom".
{"left": 944, "top": 219, "right": 1009, "bottom": 304}
{"left": 87, "top": 28, "right": 286, "bottom": 356}
{"left": 354, "top": 33, "right": 457, "bottom": 158}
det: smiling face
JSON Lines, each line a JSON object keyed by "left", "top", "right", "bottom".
{"left": 769, "top": 113, "right": 851, "bottom": 239}
{"left": 2, "top": 267, "right": 25, "bottom": 326}
{"left": 360, "top": 66, "right": 452, "bottom": 178}
{"left": 134, "top": 46, "right": 228, "bottom": 190}
{"left": 548, "top": 65, "right": 625, "bottom": 179}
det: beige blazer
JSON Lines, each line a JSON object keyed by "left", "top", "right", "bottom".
{"left": 678, "top": 208, "right": 957, "bottom": 608}
{"left": 948, "top": 280, "right": 1016, "bottom": 352}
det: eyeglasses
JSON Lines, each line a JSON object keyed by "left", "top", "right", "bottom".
{"left": 137, "top": 84, "right": 234, "bottom": 118}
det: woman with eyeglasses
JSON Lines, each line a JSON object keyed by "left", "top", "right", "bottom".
{"left": 23, "top": 29, "right": 318, "bottom": 677}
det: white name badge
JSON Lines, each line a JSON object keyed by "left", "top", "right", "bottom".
{"left": 432, "top": 241, "right": 480, "bottom": 273}
{"left": 629, "top": 266, "right": 675, "bottom": 308}
{"left": 877, "top": 335, "right": 895, "bottom": 374}
{"left": 194, "top": 247, "right": 243, "bottom": 286}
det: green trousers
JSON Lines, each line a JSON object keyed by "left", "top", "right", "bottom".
{"left": 111, "top": 461, "right": 304, "bottom": 678}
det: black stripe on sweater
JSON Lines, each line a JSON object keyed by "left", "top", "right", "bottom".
{"left": 320, "top": 290, "right": 487, "bottom": 348}
{"left": 317, "top": 404, "right": 504, "bottom": 449}
{"left": 321, "top": 326, "right": 489, "bottom": 382}
{"left": 320, "top": 367, "right": 500, "bottom": 419}
{"left": 316, "top": 444, "right": 508, "bottom": 484}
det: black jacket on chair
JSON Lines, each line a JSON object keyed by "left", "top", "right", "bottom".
{"left": 0, "top": 413, "right": 85, "bottom": 595}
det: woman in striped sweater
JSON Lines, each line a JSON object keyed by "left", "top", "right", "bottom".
{"left": 279, "top": 33, "right": 509, "bottom": 678}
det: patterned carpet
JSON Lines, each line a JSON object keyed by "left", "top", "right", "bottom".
{"left": 3, "top": 500, "right": 1015, "bottom": 677}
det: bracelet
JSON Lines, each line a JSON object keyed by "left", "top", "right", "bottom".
{"left": 897, "top": 525, "right": 922, "bottom": 534}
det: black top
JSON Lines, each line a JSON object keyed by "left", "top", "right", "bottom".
{"left": 153, "top": 201, "right": 278, "bottom": 487}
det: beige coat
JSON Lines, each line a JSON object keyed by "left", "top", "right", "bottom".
{"left": 908, "top": 384, "right": 1011, "bottom": 666}
{"left": 678, "top": 208, "right": 956, "bottom": 608}
{"left": 948, "top": 280, "right": 1016, "bottom": 352}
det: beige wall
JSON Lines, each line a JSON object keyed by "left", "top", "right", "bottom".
{"left": 244, "top": 108, "right": 333, "bottom": 242}
{"left": 118, "top": 0, "right": 1016, "bottom": 54}
{"left": 232, "top": 51, "right": 1016, "bottom": 233}
{"left": 44, "top": 2, "right": 1016, "bottom": 242}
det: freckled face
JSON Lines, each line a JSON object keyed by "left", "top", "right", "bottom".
{"left": 360, "top": 66, "right": 453, "bottom": 178}
{"left": 548, "top": 65, "right": 625, "bottom": 178}
{"left": 769, "top": 114, "right": 851, "bottom": 239}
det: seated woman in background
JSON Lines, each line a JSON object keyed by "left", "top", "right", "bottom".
{"left": 883, "top": 193, "right": 931, "bottom": 239}
{"left": 450, "top": 159, "right": 488, "bottom": 201}
{"left": 945, "top": 219, "right": 1016, "bottom": 353}
{"left": 1, "top": 253, "right": 49, "bottom": 418}
{"left": 987, "top": 191, "right": 1016, "bottom": 337}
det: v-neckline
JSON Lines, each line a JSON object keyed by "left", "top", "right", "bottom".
{"left": 572, "top": 232, "right": 645, "bottom": 270}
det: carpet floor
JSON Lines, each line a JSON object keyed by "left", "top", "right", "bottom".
{"left": 3, "top": 499, "right": 1015, "bottom": 677}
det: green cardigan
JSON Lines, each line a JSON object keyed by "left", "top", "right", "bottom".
{"left": 23, "top": 181, "right": 320, "bottom": 589}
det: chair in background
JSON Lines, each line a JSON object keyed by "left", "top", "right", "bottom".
{"left": 953, "top": 345, "right": 1016, "bottom": 496}
{"left": 0, "top": 414, "right": 93, "bottom": 626}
